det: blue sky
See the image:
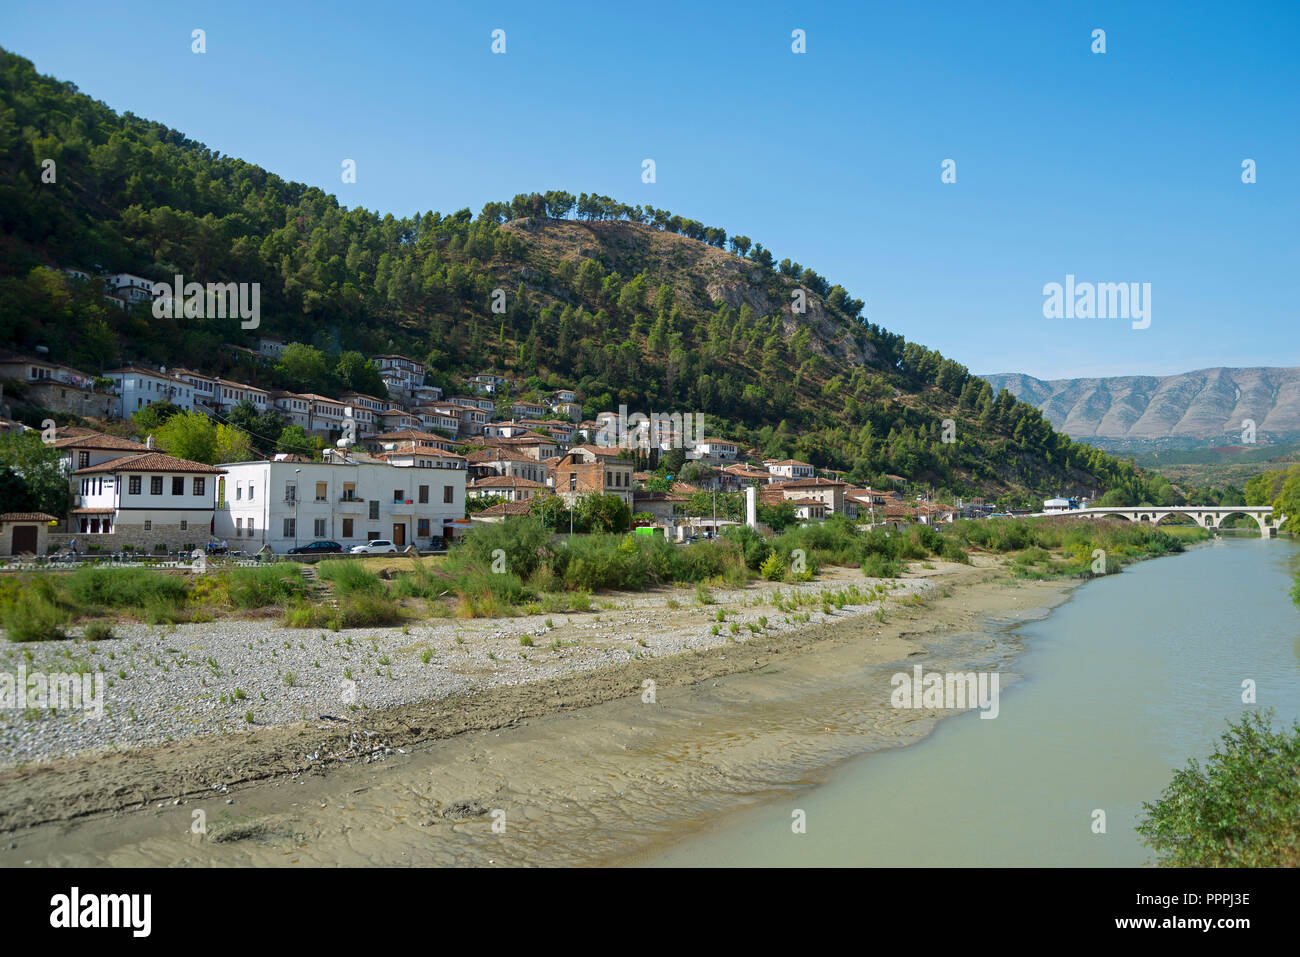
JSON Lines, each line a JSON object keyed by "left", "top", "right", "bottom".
{"left": 3, "top": 0, "right": 1296, "bottom": 379}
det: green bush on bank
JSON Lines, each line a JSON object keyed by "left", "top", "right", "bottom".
{"left": 1138, "top": 710, "right": 1300, "bottom": 867}
{"left": 0, "top": 576, "right": 70, "bottom": 641}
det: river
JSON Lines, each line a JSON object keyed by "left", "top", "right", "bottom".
{"left": 641, "top": 535, "right": 1300, "bottom": 866}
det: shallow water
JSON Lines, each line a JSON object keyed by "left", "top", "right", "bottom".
{"left": 643, "top": 536, "right": 1300, "bottom": 866}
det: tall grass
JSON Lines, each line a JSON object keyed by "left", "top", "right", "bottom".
{"left": 64, "top": 566, "right": 188, "bottom": 610}
{"left": 0, "top": 576, "right": 69, "bottom": 641}
{"left": 222, "top": 565, "right": 309, "bottom": 608}
{"left": 950, "top": 516, "right": 1208, "bottom": 578}
{"left": 316, "top": 559, "right": 384, "bottom": 595}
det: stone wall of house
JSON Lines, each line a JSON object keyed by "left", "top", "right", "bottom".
{"left": 48, "top": 522, "right": 206, "bottom": 555}
{"left": 26, "top": 382, "right": 117, "bottom": 420}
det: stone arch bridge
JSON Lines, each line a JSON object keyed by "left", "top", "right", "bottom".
{"left": 1036, "top": 506, "right": 1281, "bottom": 539}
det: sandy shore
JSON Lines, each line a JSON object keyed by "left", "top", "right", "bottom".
{"left": 0, "top": 553, "right": 1086, "bottom": 864}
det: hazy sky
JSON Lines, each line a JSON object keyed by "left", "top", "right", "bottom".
{"left": 3, "top": 0, "right": 1296, "bottom": 380}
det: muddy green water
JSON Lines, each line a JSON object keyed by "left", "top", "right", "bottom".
{"left": 644, "top": 536, "right": 1300, "bottom": 866}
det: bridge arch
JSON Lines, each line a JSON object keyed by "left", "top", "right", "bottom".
{"left": 1050, "top": 506, "right": 1278, "bottom": 539}
{"left": 1212, "top": 510, "right": 1273, "bottom": 538}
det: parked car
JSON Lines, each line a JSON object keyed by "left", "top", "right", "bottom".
{"left": 351, "top": 539, "right": 398, "bottom": 554}
{"left": 288, "top": 540, "right": 343, "bottom": 555}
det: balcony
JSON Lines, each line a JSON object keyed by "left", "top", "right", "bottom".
{"left": 339, "top": 495, "right": 364, "bottom": 503}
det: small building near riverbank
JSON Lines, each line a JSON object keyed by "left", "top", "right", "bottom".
{"left": 0, "top": 512, "right": 58, "bottom": 557}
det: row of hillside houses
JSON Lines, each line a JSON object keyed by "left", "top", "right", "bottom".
{"left": 0, "top": 425, "right": 472, "bottom": 557}
{"left": 2, "top": 420, "right": 957, "bottom": 557}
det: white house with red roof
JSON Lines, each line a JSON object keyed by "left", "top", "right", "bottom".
{"left": 70, "top": 451, "right": 225, "bottom": 548}
{"left": 765, "top": 459, "right": 816, "bottom": 481}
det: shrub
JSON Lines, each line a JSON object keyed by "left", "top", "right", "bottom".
{"left": 1, "top": 579, "right": 69, "bottom": 641}
{"left": 460, "top": 518, "right": 551, "bottom": 581}
{"left": 861, "top": 553, "right": 902, "bottom": 579}
{"left": 281, "top": 600, "right": 338, "bottom": 629}
{"left": 759, "top": 552, "right": 787, "bottom": 582}
{"left": 337, "top": 592, "right": 401, "bottom": 627}
{"left": 223, "top": 565, "right": 308, "bottom": 608}
{"left": 316, "top": 559, "right": 383, "bottom": 596}
{"left": 725, "top": 525, "right": 770, "bottom": 570}
{"left": 65, "top": 566, "right": 188, "bottom": 611}
{"left": 552, "top": 534, "right": 651, "bottom": 591}
{"left": 82, "top": 622, "right": 115, "bottom": 641}
{"left": 939, "top": 539, "right": 970, "bottom": 564}
{"left": 447, "top": 566, "right": 526, "bottom": 617}
{"left": 1138, "top": 711, "right": 1300, "bottom": 866}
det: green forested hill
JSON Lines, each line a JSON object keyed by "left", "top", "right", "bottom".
{"left": 0, "top": 47, "right": 1163, "bottom": 505}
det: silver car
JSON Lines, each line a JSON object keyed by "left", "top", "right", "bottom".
{"left": 350, "top": 539, "right": 398, "bottom": 554}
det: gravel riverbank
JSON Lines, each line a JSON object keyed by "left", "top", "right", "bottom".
{"left": 0, "top": 566, "right": 933, "bottom": 768}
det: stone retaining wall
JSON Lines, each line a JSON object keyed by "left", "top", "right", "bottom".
{"left": 49, "top": 522, "right": 206, "bottom": 555}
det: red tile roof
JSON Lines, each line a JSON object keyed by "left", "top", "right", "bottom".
{"left": 378, "top": 446, "right": 465, "bottom": 459}
{"left": 73, "top": 452, "right": 226, "bottom": 475}
{"left": 469, "top": 475, "right": 547, "bottom": 489}
{"left": 0, "top": 512, "right": 58, "bottom": 522}
{"left": 53, "top": 432, "right": 152, "bottom": 452}
{"left": 780, "top": 477, "right": 848, "bottom": 489}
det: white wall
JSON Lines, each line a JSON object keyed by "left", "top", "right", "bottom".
{"left": 214, "top": 460, "right": 466, "bottom": 552}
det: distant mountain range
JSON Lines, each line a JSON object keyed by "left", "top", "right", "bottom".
{"left": 981, "top": 367, "right": 1300, "bottom": 451}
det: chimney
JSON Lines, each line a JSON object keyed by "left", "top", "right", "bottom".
{"left": 146, "top": 434, "right": 155, "bottom": 450}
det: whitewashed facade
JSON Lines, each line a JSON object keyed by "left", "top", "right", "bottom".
{"left": 215, "top": 458, "right": 467, "bottom": 552}
{"left": 108, "top": 367, "right": 197, "bottom": 417}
